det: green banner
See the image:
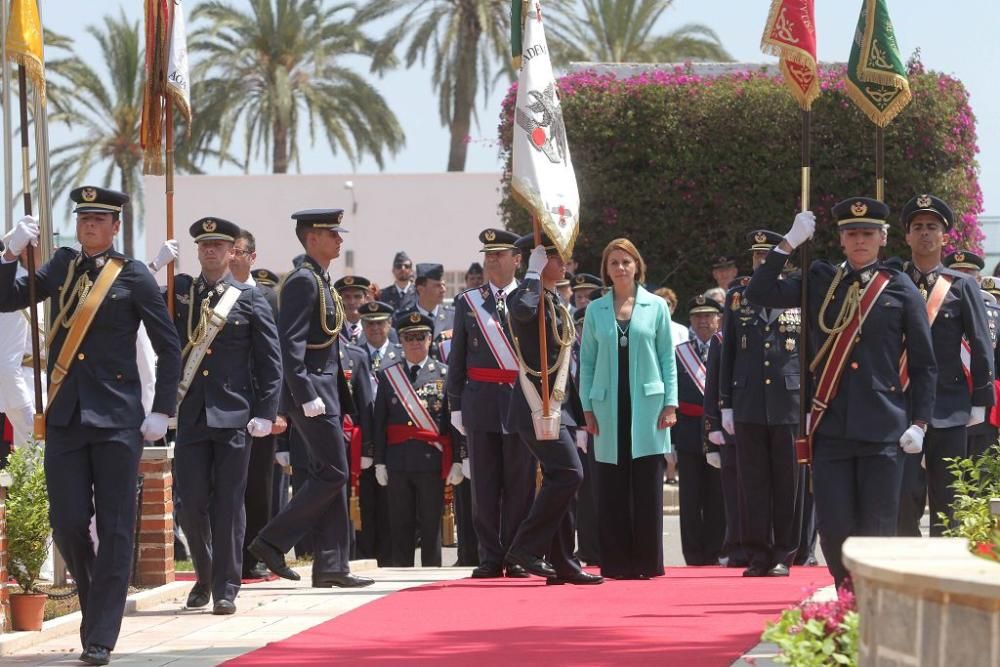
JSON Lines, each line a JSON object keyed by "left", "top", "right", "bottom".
{"left": 845, "top": 0, "right": 911, "bottom": 127}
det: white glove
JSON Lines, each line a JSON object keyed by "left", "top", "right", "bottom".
{"left": 140, "top": 412, "right": 169, "bottom": 442}
{"left": 462, "top": 458, "right": 471, "bottom": 479}
{"left": 274, "top": 451, "right": 291, "bottom": 467}
{"left": 247, "top": 417, "right": 273, "bottom": 438}
{"left": 575, "top": 429, "right": 588, "bottom": 453}
{"left": 150, "top": 239, "right": 179, "bottom": 273}
{"left": 708, "top": 431, "right": 726, "bottom": 446}
{"left": 6, "top": 215, "right": 39, "bottom": 255}
{"left": 784, "top": 211, "right": 816, "bottom": 250}
{"left": 899, "top": 424, "right": 925, "bottom": 455}
{"left": 375, "top": 464, "right": 389, "bottom": 486}
{"left": 706, "top": 452, "right": 722, "bottom": 469}
{"left": 446, "top": 462, "right": 464, "bottom": 485}
{"left": 968, "top": 406, "right": 986, "bottom": 427}
{"left": 361, "top": 456, "right": 374, "bottom": 470}
{"left": 527, "top": 245, "right": 548, "bottom": 275}
{"left": 451, "top": 410, "right": 467, "bottom": 436}
{"left": 302, "top": 397, "right": 326, "bottom": 418}
{"left": 721, "top": 409, "right": 735, "bottom": 436}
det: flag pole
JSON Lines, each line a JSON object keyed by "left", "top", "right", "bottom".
{"left": 165, "top": 96, "right": 175, "bottom": 316}
{"left": 875, "top": 125, "right": 885, "bottom": 201}
{"left": 797, "top": 108, "right": 811, "bottom": 447}
{"left": 1, "top": 0, "right": 12, "bottom": 235}
{"left": 16, "top": 65, "right": 43, "bottom": 439}
{"left": 531, "top": 216, "right": 551, "bottom": 417}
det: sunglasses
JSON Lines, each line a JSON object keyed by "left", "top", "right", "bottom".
{"left": 402, "top": 332, "right": 429, "bottom": 342}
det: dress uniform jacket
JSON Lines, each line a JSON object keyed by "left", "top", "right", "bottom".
{"left": 745, "top": 253, "right": 936, "bottom": 442}
{"left": 718, "top": 280, "right": 801, "bottom": 425}
{"left": 380, "top": 283, "right": 415, "bottom": 312}
{"left": 419, "top": 304, "right": 455, "bottom": 339}
{"left": 902, "top": 263, "right": 995, "bottom": 427}
{"left": 173, "top": 274, "right": 282, "bottom": 443}
{"left": 968, "top": 299, "right": 1000, "bottom": 455}
{"left": 673, "top": 339, "right": 709, "bottom": 454}
{"left": 0, "top": 247, "right": 180, "bottom": 427}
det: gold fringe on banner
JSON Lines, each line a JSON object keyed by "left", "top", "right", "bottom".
{"left": 5, "top": 0, "right": 46, "bottom": 103}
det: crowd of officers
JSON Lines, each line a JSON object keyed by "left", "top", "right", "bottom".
{"left": 0, "top": 183, "right": 996, "bottom": 664}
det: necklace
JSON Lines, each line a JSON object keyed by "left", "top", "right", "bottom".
{"left": 616, "top": 319, "right": 630, "bottom": 348}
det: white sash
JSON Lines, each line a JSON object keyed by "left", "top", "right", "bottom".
{"left": 176, "top": 285, "right": 242, "bottom": 409}
{"left": 677, "top": 341, "right": 707, "bottom": 395}
{"left": 517, "top": 344, "right": 572, "bottom": 440}
{"left": 463, "top": 288, "right": 518, "bottom": 371}
{"left": 961, "top": 338, "right": 972, "bottom": 386}
{"left": 383, "top": 363, "right": 442, "bottom": 450}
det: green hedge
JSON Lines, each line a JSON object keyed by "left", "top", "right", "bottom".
{"left": 498, "top": 61, "right": 983, "bottom": 312}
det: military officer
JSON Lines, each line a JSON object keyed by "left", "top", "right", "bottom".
{"left": 380, "top": 251, "right": 416, "bottom": 311}
{"left": 503, "top": 234, "right": 602, "bottom": 585}
{"left": 0, "top": 187, "right": 181, "bottom": 665}
{"left": 410, "top": 263, "right": 455, "bottom": 337}
{"left": 943, "top": 251, "right": 1000, "bottom": 458}
{"left": 446, "top": 228, "right": 535, "bottom": 578}
{"left": 719, "top": 230, "right": 802, "bottom": 577}
{"left": 373, "top": 312, "right": 463, "bottom": 566}
{"left": 556, "top": 273, "right": 574, "bottom": 308}
{"left": 171, "top": 218, "right": 282, "bottom": 614}
{"left": 466, "top": 262, "right": 485, "bottom": 290}
{"left": 248, "top": 209, "right": 373, "bottom": 589}
{"left": 674, "top": 295, "right": 726, "bottom": 566}
{"left": 336, "top": 275, "right": 372, "bottom": 346}
{"left": 745, "top": 198, "right": 936, "bottom": 587}
{"left": 571, "top": 272, "right": 603, "bottom": 311}
{"left": 711, "top": 255, "right": 739, "bottom": 291}
{"left": 897, "top": 196, "right": 994, "bottom": 537}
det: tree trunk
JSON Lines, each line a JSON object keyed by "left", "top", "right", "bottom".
{"left": 447, "top": 8, "right": 481, "bottom": 172}
{"left": 120, "top": 164, "right": 134, "bottom": 257}
{"left": 273, "top": 119, "right": 289, "bottom": 174}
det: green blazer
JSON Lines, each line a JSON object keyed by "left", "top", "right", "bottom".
{"left": 579, "top": 285, "right": 678, "bottom": 464}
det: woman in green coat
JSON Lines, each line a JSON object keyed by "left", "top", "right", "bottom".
{"left": 579, "top": 238, "right": 678, "bottom": 579}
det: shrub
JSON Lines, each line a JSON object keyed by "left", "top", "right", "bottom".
{"left": 498, "top": 59, "right": 983, "bottom": 314}
{"left": 761, "top": 587, "right": 859, "bottom": 666}
{"left": 6, "top": 443, "right": 50, "bottom": 593}
{"left": 941, "top": 443, "right": 1000, "bottom": 560}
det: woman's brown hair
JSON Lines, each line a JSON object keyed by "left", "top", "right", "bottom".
{"left": 601, "top": 238, "right": 646, "bottom": 286}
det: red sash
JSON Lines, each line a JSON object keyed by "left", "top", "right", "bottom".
{"left": 900, "top": 274, "right": 952, "bottom": 390}
{"left": 468, "top": 367, "right": 518, "bottom": 383}
{"left": 386, "top": 424, "right": 453, "bottom": 479}
{"left": 343, "top": 415, "right": 363, "bottom": 494}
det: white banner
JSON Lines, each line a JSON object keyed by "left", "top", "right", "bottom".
{"left": 511, "top": 1, "right": 579, "bottom": 261}
{"left": 167, "top": 0, "right": 191, "bottom": 122}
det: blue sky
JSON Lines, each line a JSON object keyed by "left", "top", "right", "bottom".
{"left": 33, "top": 0, "right": 1000, "bottom": 216}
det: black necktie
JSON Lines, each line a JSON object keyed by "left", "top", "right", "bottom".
{"left": 408, "top": 364, "right": 419, "bottom": 383}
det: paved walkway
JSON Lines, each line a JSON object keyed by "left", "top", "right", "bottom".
{"left": 6, "top": 566, "right": 472, "bottom": 666}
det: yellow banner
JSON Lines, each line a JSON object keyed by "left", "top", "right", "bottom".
{"left": 5, "top": 0, "right": 45, "bottom": 101}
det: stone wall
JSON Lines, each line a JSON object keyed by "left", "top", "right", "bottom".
{"left": 135, "top": 449, "right": 175, "bottom": 587}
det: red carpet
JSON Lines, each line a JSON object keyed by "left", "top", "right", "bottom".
{"left": 226, "top": 567, "right": 831, "bottom": 666}
{"left": 175, "top": 571, "right": 278, "bottom": 584}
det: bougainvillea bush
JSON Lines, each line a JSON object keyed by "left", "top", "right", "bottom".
{"left": 761, "top": 587, "right": 859, "bottom": 666}
{"left": 498, "top": 60, "right": 983, "bottom": 312}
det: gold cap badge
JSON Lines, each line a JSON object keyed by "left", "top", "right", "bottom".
{"left": 955, "top": 252, "right": 966, "bottom": 263}
{"left": 367, "top": 303, "right": 378, "bottom": 312}
{"left": 409, "top": 312, "right": 421, "bottom": 323}
{"left": 203, "top": 219, "right": 217, "bottom": 233}
{"left": 344, "top": 276, "right": 354, "bottom": 285}
{"left": 695, "top": 294, "right": 706, "bottom": 305}
{"left": 82, "top": 187, "right": 97, "bottom": 202}
{"left": 984, "top": 278, "right": 996, "bottom": 290}
{"left": 484, "top": 229, "right": 496, "bottom": 242}
{"left": 851, "top": 201, "right": 868, "bottom": 217}
{"left": 257, "top": 270, "right": 267, "bottom": 278}
{"left": 754, "top": 232, "right": 768, "bottom": 244}
{"left": 337, "top": 211, "right": 344, "bottom": 224}
{"left": 917, "top": 194, "right": 933, "bottom": 208}
{"left": 576, "top": 275, "right": 585, "bottom": 284}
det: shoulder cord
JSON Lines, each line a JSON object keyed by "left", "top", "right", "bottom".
{"left": 47, "top": 261, "right": 93, "bottom": 347}
{"left": 276, "top": 268, "right": 345, "bottom": 350}
{"left": 810, "top": 267, "right": 862, "bottom": 373}
{"left": 506, "top": 294, "right": 574, "bottom": 377}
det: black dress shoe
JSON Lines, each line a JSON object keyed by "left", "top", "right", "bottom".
{"left": 470, "top": 563, "right": 504, "bottom": 579}
{"left": 743, "top": 565, "right": 769, "bottom": 577}
{"left": 313, "top": 572, "right": 375, "bottom": 588}
{"left": 247, "top": 537, "right": 301, "bottom": 581}
{"left": 80, "top": 645, "right": 111, "bottom": 666}
{"left": 505, "top": 551, "right": 556, "bottom": 578}
{"left": 213, "top": 600, "right": 237, "bottom": 615}
{"left": 546, "top": 571, "right": 604, "bottom": 585}
{"left": 768, "top": 563, "right": 790, "bottom": 577}
{"left": 504, "top": 563, "right": 530, "bottom": 578}
{"left": 243, "top": 563, "right": 270, "bottom": 579}
{"left": 186, "top": 583, "right": 210, "bottom": 609}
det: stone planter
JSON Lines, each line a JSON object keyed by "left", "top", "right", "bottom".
{"left": 9, "top": 592, "right": 47, "bottom": 631}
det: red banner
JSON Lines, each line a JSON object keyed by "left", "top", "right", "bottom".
{"left": 761, "top": 0, "right": 819, "bottom": 110}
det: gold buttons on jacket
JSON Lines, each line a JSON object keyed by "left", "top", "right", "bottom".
{"left": 764, "top": 361, "right": 771, "bottom": 367}
{"left": 202, "top": 370, "right": 210, "bottom": 376}
{"left": 850, "top": 362, "right": 859, "bottom": 370}
{"left": 206, "top": 349, "right": 213, "bottom": 355}
{"left": 764, "top": 343, "right": 771, "bottom": 349}
{"left": 765, "top": 378, "right": 772, "bottom": 385}
{"left": 77, "top": 353, "right": 85, "bottom": 361}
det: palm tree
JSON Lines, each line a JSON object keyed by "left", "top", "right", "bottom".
{"left": 547, "top": 0, "right": 731, "bottom": 64}
{"left": 189, "top": 0, "right": 404, "bottom": 174}
{"left": 362, "top": 0, "right": 512, "bottom": 172}
{"left": 45, "top": 11, "right": 222, "bottom": 256}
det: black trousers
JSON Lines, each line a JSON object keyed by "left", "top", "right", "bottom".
{"left": 287, "top": 424, "right": 314, "bottom": 557}
{"left": 453, "top": 478, "right": 479, "bottom": 566}
{"left": 509, "top": 425, "right": 584, "bottom": 576}
{"left": 175, "top": 427, "right": 253, "bottom": 602}
{"left": 258, "top": 411, "right": 351, "bottom": 578}
{"left": 46, "top": 424, "right": 142, "bottom": 650}
{"left": 467, "top": 429, "right": 535, "bottom": 568}
{"left": 813, "top": 436, "right": 904, "bottom": 587}
{"left": 718, "top": 443, "right": 748, "bottom": 565}
{"left": 242, "top": 433, "right": 275, "bottom": 573}
{"left": 734, "top": 421, "right": 799, "bottom": 569}
{"left": 968, "top": 425, "right": 999, "bottom": 459}
{"left": 357, "top": 466, "right": 392, "bottom": 566}
{"left": 675, "top": 449, "right": 723, "bottom": 567}
{"left": 387, "top": 470, "right": 444, "bottom": 567}
{"left": 793, "top": 464, "right": 818, "bottom": 565}
{"left": 898, "top": 425, "right": 966, "bottom": 537}
{"left": 574, "top": 430, "right": 601, "bottom": 564}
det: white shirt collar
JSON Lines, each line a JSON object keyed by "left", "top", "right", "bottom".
{"left": 243, "top": 274, "right": 256, "bottom": 287}
{"left": 489, "top": 279, "right": 518, "bottom": 296}
{"left": 367, "top": 340, "right": 390, "bottom": 356}
{"left": 417, "top": 304, "right": 438, "bottom": 318}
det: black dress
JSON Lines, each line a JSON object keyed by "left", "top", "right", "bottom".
{"left": 595, "top": 320, "right": 665, "bottom": 578}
